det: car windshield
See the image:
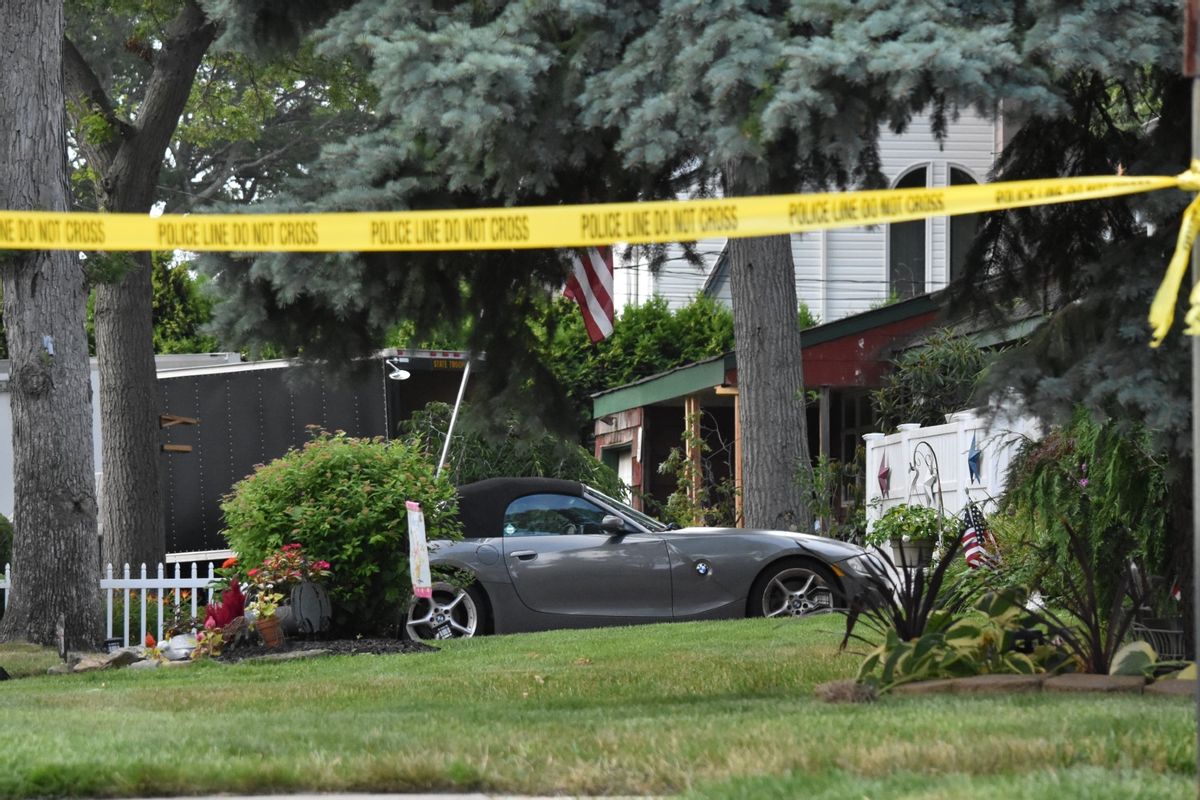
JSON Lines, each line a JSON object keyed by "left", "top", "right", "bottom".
{"left": 584, "top": 486, "right": 670, "bottom": 532}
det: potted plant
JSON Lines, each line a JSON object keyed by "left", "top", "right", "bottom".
{"left": 248, "top": 589, "right": 285, "bottom": 648}
{"left": 245, "top": 543, "right": 333, "bottom": 638}
{"left": 865, "top": 503, "right": 947, "bottom": 568}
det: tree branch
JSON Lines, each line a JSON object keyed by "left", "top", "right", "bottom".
{"left": 131, "top": 1, "right": 218, "bottom": 178}
{"left": 62, "top": 35, "right": 125, "bottom": 176}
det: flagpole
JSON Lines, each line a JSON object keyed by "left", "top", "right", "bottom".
{"left": 436, "top": 356, "right": 471, "bottom": 479}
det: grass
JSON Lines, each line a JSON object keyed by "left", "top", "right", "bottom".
{"left": 0, "top": 615, "right": 1193, "bottom": 798}
{"left": 0, "top": 642, "right": 60, "bottom": 679}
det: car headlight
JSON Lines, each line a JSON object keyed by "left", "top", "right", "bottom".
{"left": 839, "top": 553, "right": 888, "bottom": 580}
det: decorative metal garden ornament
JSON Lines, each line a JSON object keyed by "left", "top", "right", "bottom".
{"left": 878, "top": 454, "right": 891, "bottom": 496}
{"left": 967, "top": 433, "right": 983, "bottom": 483}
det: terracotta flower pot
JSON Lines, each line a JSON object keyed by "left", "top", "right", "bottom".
{"left": 256, "top": 614, "right": 284, "bottom": 648}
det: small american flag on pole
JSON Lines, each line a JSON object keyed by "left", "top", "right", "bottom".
{"left": 564, "top": 246, "right": 614, "bottom": 342}
{"left": 960, "top": 502, "right": 997, "bottom": 569}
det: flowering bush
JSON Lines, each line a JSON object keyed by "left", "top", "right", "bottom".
{"left": 221, "top": 430, "right": 461, "bottom": 633}
{"left": 864, "top": 504, "right": 948, "bottom": 548}
{"left": 247, "top": 543, "right": 331, "bottom": 590}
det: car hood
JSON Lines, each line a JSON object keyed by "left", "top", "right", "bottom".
{"left": 667, "top": 526, "right": 867, "bottom": 561}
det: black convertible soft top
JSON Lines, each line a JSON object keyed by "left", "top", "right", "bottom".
{"left": 456, "top": 477, "right": 584, "bottom": 539}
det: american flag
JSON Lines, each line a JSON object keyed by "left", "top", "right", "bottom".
{"left": 960, "top": 502, "right": 996, "bottom": 569}
{"left": 564, "top": 246, "right": 614, "bottom": 342}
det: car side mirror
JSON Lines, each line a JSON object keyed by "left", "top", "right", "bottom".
{"left": 601, "top": 514, "right": 626, "bottom": 534}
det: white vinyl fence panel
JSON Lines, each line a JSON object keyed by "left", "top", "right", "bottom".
{"left": 862, "top": 408, "right": 1041, "bottom": 529}
{"left": 0, "top": 561, "right": 219, "bottom": 648}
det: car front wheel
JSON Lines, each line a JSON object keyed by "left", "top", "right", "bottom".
{"left": 405, "top": 582, "right": 488, "bottom": 640}
{"left": 748, "top": 560, "right": 840, "bottom": 618}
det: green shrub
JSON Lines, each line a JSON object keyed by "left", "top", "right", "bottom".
{"left": 871, "top": 328, "right": 994, "bottom": 432}
{"left": 998, "top": 409, "right": 1168, "bottom": 614}
{"left": 221, "top": 429, "right": 461, "bottom": 634}
{"left": 854, "top": 586, "right": 1070, "bottom": 693}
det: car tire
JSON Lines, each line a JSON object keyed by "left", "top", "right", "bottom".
{"left": 747, "top": 559, "right": 841, "bottom": 618}
{"left": 405, "top": 581, "right": 491, "bottom": 641}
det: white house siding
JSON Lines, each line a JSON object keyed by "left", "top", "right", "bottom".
{"left": 619, "top": 107, "right": 999, "bottom": 321}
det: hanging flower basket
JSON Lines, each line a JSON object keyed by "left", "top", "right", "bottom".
{"left": 890, "top": 539, "right": 936, "bottom": 568}
{"left": 866, "top": 503, "right": 946, "bottom": 568}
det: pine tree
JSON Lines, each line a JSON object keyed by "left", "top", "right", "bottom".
{"left": 203, "top": 1, "right": 1182, "bottom": 532}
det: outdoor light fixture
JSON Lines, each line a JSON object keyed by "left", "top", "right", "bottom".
{"left": 385, "top": 358, "right": 411, "bottom": 381}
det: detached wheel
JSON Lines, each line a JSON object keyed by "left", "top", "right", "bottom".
{"left": 748, "top": 560, "right": 840, "bottom": 618}
{"left": 405, "top": 582, "right": 489, "bottom": 640}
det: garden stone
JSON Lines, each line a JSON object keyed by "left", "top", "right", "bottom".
{"left": 948, "top": 674, "right": 1045, "bottom": 694}
{"left": 892, "top": 679, "right": 960, "bottom": 696}
{"left": 128, "top": 659, "right": 161, "bottom": 670}
{"left": 1145, "top": 678, "right": 1196, "bottom": 698}
{"left": 1043, "top": 674, "right": 1145, "bottom": 693}
{"left": 0, "top": 666, "right": 9, "bottom": 681}
{"left": 72, "top": 648, "right": 141, "bottom": 673}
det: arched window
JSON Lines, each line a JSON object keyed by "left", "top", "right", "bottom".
{"left": 889, "top": 167, "right": 927, "bottom": 299}
{"left": 949, "top": 167, "right": 981, "bottom": 284}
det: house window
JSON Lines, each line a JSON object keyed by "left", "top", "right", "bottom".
{"left": 889, "top": 167, "right": 927, "bottom": 299}
{"left": 949, "top": 167, "right": 981, "bottom": 284}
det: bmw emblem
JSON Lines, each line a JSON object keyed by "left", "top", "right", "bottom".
{"left": 695, "top": 560, "right": 712, "bottom": 576}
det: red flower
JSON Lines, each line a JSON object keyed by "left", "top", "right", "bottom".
{"left": 144, "top": 633, "right": 156, "bottom": 648}
{"left": 221, "top": 556, "right": 238, "bottom": 569}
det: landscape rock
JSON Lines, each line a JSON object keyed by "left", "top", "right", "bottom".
{"left": 127, "top": 659, "right": 161, "bottom": 670}
{"left": 892, "top": 679, "right": 960, "bottom": 696}
{"left": 0, "top": 666, "right": 9, "bottom": 681}
{"left": 949, "top": 674, "right": 1045, "bottom": 693}
{"left": 71, "top": 648, "right": 143, "bottom": 673}
{"left": 1146, "top": 678, "right": 1196, "bottom": 698}
{"left": 1043, "top": 674, "right": 1145, "bottom": 694}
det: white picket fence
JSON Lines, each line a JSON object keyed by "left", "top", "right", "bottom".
{"left": 862, "top": 407, "right": 1041, "bottom": 529}
{"left": 0, "top": 561, "right": 220, "bottom": 648}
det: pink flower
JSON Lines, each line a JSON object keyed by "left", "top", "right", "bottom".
{"left": 205, "top": 616, "right": 217, "bottom": 630}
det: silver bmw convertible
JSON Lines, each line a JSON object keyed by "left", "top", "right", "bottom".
{"left": 405, "top": 477, "right": 882, "bottom": 640}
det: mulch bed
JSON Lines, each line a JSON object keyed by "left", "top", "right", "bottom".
{"left": 219, "top": 636, "right": 436, "bottom": 662}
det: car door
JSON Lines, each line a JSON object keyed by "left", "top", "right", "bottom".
{"left": 501, "top": 492, "right": 672, "bottom": 619}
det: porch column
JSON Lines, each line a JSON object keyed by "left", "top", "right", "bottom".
{"left": 818, "top": 387, "right": 831, "bottom": 459}
{"left": 684, "top": 395, "right": 702, "bottom": 521}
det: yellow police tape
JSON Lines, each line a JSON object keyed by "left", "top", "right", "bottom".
{"left": 2, "top": 167, "right": 1200, "bottom": 346}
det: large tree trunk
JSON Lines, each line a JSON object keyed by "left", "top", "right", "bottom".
{"left": 64, "top": 1, "right": 217, "bottom": 567}
{"left": 94, "top": 257, "right": 162, "bottom": 567}
{"left": 727, "top": 229, "right": 813, "bottom": 532}
{"left": 0, "top": 0, "right": 103, "bottom": 649}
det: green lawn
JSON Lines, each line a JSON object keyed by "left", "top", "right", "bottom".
{"left": 0, "top": 615, "right": 1193, "bottom": 798}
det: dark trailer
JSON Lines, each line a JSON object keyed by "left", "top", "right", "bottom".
{"left": 155, "top": 349, "right": 469, "bottom": 559}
